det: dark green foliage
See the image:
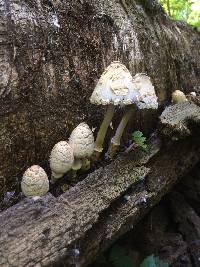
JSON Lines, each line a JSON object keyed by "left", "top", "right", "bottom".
{"left": 109, "top": 245, "right": 134, "bottom": 267}
{"left": 95, "top": 248, "right": 169, "bottom": 267}
{"left": 140, "top": 255, "right": 169, "bottom": 267}
{"left": 132, "top": 131, "right": 148, "bottom": 151}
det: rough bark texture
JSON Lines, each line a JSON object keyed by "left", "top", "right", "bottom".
{"left": 0, "top": 101, "right": 200, "bottom": 267}
{"left": 160, "top": 101, "right": 200, "bottom": 138}
{"left": 168, "top": 192, "right": 200, "bottom": 267}
{"left": 0, "top": 0, "right": 200, "bottom": 195}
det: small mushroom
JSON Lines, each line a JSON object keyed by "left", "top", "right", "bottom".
{"left": 190, "top": 92, "right": 196, "bottom": 97}
{"left": 172, "top": 90, "right": 187, "bottom": 104}
{"left": 49, "top": 141, "right": 74, "bottom": 181}
{"left": 90, "top": 61, "right": 139, "bottom": 159}
{"left": 21, "top": 165, "right": 49, "bottom": 197}
{"left": 108, "top": 73, "right": 158, "bottom": 157}
{"left": 69, "top": 122, "right": 94, "bottom": 171}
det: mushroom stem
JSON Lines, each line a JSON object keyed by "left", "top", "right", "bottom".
{"left": 72, "top": 158, "right": 82, "bottom": 171}
{"left": 70, "top": 158, "right": 82, "bottom": 180}
{"left": 108, "top": 107, "right": 135, "bottom": 158}
{"left": 81, "top": 158, "right": 91, "bottom": 171}
{"left": 93, "top": 104, "right": 115, "bottom": 160}
{"left": 51, "top": 171, "right": 64, "bottom": 183}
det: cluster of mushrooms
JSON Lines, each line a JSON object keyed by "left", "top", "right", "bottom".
{"left": 21, "top": 122, "right": 95, "bottom": 198}
{"left": 21, "top": 61, "right": 161, "bottom": 199}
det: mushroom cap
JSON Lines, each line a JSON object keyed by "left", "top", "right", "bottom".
{"left": 21, "top": 165, "right": 49, "bottom": 197}
{"left": 50, "top": 141, "right": 74, "bottom": 174}
{"left": 132, "top": 73, "right": 158, "bottom": 109}
{"left": 90, "top": 61, "right": 139, "bottom": 106}
{"left": 69, "top": 122, "right": 94, "bottom": 158}
{"left": 172, "top": 90, "right": 187, "bottom": 104}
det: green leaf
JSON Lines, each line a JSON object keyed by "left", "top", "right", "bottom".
{"left": 132, "top": 131, "right": 148, "bottom": 151}
{"left": 109, "top": 245, "right": 133, "bottom": 267}
{"left": 140, "top": 255, "right": 157, "bottom": 267}
{"left": 140, "top": 255, "right": 169, "bottom": 267}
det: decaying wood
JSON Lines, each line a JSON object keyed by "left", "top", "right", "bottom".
{"left": 168, "top": 192, "right": 200, "bottom": 267}
{"left": 1, "top": 0, "right": 200, "bottom": 195}
{"left": 160, "top": 101, "right": 200, "bottom": 138}
{"left": 0, "top": 102, "right": 200, "bottom": 267}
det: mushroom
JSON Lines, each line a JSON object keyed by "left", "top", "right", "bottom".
{"left": 49, "top": 141, "right": 74, "bottom": 181}
{"left": 90, "top": 61, "right": 139, "bottom": 159}
{"left": 190, "top": 92, "right": 196, "bottom": 97}
{"left": 133, "top": 73, "right": 158, "bottom": 110}
{"left": 69, "top": 122, "right": 94, "bottom": 171}
{"left": 108, "top": 73, "right": 158, "bottom": 158}
{"left": 172, "top": 90, "right": 188, "bottom": 104}
{"left": 21, "top": 165, "right": 49, "bottom": 198}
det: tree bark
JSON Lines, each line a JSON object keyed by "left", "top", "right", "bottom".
{"left": 0, "top": 101, "right": 200, "bottom": 267}
{"left": 0, "top": 0, "right": 200, "bottom": 195}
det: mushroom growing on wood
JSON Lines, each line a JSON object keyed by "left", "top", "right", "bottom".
{"left": 133, "top": 73, "right": 158, "bottom": 110}
{"left": 49, "top": 141, "right": 74, "bottom": 181}
{"left": 172, "top": 90, "right": 187, "bottom": 104}
{"left": 21, "top": 165, "right": 49, "bottom": 197}
{"left": 69, "top": 122, "right": 94, "bottom": 171}
{"left": 108, "top": 73, "right": 158, "bottom": 158}
{"left": 90, "top": 61, "right": 139, "bottom": 159}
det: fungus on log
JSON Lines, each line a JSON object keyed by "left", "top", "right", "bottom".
{"left": 0, "top": 102, "right": 200, "bottom": 267}
{"left": 1, "top": 0, "right": 200, "bottom": 195}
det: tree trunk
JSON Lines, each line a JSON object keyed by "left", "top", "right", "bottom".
{"left": 0, "top": 0, "right": 200, "bottom": 195}
{"left": 0, "top": 101, "right": 200, "bottom": 267}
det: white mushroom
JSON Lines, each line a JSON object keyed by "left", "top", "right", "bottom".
{"left": 21, "top": 165, "right": 49, "bottom": 197}
{"left": 90, "top": 61, "right": 139, "bottom": 159}
{"left": 69, "top": 122, "right": 94, "bottom": 170}
{"left": 172, "top": 90, "right": 188, "bottom": 104}
{"left": 108, "top": 73, "right": 158, "bottom": 158}
{"left": 49, "top": 141, "right": 74, "bottom": 180}
{"left": 190, "top": 92, "right": 196, "bottom": 97}
{"left": 133, "top": 73, "right": 158, "bottom": 110}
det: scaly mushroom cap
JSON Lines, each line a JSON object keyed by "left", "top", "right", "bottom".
{"left": 90, "top": 61, "right": 139, "bottom": 106}
{"left": 133, "top": 73, "right": 158, "bottom": 109}
{"left": 50, "top": 141, "right": 74, "bottom": 174}
{"left": 172, "top": 90, "right": 187, "bottom": 104}
{"left": 69, "top": 122, "right": 94, "bottom": 158}
{"left": 21, "top": 165, "right": 49, "bottom": 197}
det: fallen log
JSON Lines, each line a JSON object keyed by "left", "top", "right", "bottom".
{"left": 0, "top": 101, "right": 200, "bottom": 267}
{"left": 1, "top": 0, "right": 200, "bottom": 195}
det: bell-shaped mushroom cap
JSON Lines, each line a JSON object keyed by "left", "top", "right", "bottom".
{"left": 21, "top": 165, "right": 49, "bottom": 197}
{"left": 50, "top": 141, "right": 74, "bottom": 174}
{"left": 69, "top": 122, "right": 94, "bottom": 158}
{"left": 133, "top": 73, "right": 158, "bottom": 109}
{"left": 172, "top": 90, "right": 187, "bottom": 104}
{"left": 90, "top": 61, "right": 139, "bottom": 106}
